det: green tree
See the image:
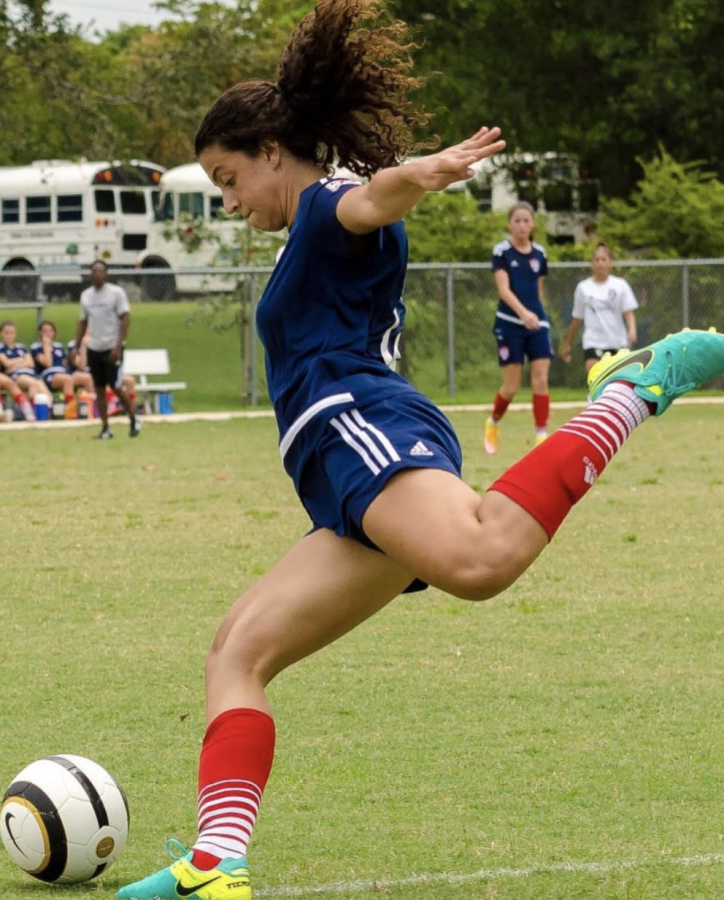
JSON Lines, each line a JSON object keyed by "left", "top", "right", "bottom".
{"left": 598, "top": 148, "right": 724, "bottom": 259}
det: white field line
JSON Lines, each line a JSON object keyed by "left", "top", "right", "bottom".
{"left": 1, "top": 396, "right": 723, "bottom": 432}
{"left": 255, "top": 852, "right": 724, "bottom": 897}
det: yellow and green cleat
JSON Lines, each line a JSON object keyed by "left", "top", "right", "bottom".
{"left": 588, "top": 327, "right": 724, "bottom": 416}
{"left": 116, "top": 839, "right": 251, "bottom": 900}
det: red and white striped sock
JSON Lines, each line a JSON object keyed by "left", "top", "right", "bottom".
{"left": 191, "top": 708, "right": 275, "bottom": 869}
{"left": 490, "top": 382, "right": 651, "bottom": 538}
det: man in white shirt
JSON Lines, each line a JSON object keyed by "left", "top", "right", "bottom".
{"left": 75, "top": 260, "right": 141, "bottom": 439}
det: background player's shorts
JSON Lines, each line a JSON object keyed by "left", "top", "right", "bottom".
{"left": 8, "top": 367, "right": 36, "bottom": 380}
{"left": 493, "top": 322, "right": 554, "bottom": 366}
{"left": 87, "top": 347, "right": 123, "bottom": 389}
{"left": 584, "top": 346, "right": 624, "bottom": 361}
{"left": 298, "top": 391, "right": 463, "bottom": 592}
{"left": 40, "top": 366, "right": 67, "bottom": 390}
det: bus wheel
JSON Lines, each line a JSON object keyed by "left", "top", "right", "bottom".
{"left": 140, "top": 258, "right": 176, "bottom": 301}
{"left": 1, "top": 260, "right": 38, "bottom": 302}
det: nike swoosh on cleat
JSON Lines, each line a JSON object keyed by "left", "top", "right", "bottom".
{"left": 176, "top": 875, "right": 221, "bottom": 896}
{"left": 590, "top": 348, "right": 653, "bottom": 391}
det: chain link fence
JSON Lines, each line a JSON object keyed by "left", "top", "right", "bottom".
{"left": 2, "top": 259, "right": 723, "bottom": 404}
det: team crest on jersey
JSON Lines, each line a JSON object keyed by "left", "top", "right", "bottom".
{"left": 499, "top": 345, "right": 510, "bottom": 361}
{"left": 324, "top": 179, "right": 359, "bottom": 193}
{"left": 529, "top": 258, "right": 541, "bottom": 273}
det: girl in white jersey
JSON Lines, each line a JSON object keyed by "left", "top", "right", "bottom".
{"left": 560, "top": 242, "right": 638, "bottom": 375}
{"left": 116, "top": 4, "right": 724, "bottom": 899}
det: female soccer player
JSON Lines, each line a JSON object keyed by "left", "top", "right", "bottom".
{"left": 0, "top": 320, "right": 46, "bottom": 418}
{"left": 30, "top": 320, "right": 75, "bottom": 410}
{"left": 560, "top": 241, "right": 639, "bottom": 375}
{"left": 483, "top": 201, "right": 553, "bottom": 454}
{"left": 118, "top": 2, "right": 724, "bottom": 898}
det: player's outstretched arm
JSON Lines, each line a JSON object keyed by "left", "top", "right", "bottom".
{"left": 336, "top": 126, "right": 506, "bottom": 235}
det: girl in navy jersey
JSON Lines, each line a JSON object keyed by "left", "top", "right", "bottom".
{"left": 117, "top": 2, "right": 724, "bottom": 898}
{"left": 484, "top": 201, "right": 554, "bottom": 455}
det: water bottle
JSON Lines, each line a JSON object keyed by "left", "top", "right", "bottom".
{"left": 77, "top": 391, "right": 92, "bottom": 419}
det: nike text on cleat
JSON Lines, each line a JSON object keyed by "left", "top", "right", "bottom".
{"left": 483, "top": 417, "right": 500, "bottom": 454}
{"left": 116, "top": 839, "right": 251, "bottom": 900}
{"left": 587, "top": 328, "right": 724, "bottom": 416}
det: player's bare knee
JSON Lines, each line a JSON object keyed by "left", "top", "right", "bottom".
{"left": 445, "top": 544, "right": 523, "bottom": 601}
{"left": 206, "top": 592, "right": 280, "bottom": 683}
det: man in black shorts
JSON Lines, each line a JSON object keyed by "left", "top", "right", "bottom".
{"left": 74, "top": 260, "right": 141, "bottom": 439}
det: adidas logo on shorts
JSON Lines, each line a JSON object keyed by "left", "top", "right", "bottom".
{"left": 409, "top": 441, "right": 434, "bottom": 457}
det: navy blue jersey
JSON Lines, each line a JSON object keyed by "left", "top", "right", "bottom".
{"left": 0, "top": 342, "right": 35, "bottom": 375}
{"left": 30, "top": 340, "right": 66, "bottom": 374}
{"left": 491, "top": 239, "right": 548, "bottom": 327}
{"left": 257, "top": 177, "right": 417, "bottom": 484}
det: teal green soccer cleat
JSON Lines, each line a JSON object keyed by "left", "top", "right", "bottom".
{"left": 588, "top": 327, "right": 724, "bottom": 416}
{"left": 116, "top": 839, "right": 251, "bottom": 900}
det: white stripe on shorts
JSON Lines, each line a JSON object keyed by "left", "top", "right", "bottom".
{"left": 330, "top": 416, "right": 383, "bottom": 475}
{"left": 279, "top": 392, "right": 355, "bottom": 460}
{"left": 339, "top": 411, "right": 391, "bottom": 468}
{"left": 348, "top": 408, "right": 401, "bottom": 462}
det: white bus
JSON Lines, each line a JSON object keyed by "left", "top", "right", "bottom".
{"left": 446, "top": 152, "right": 599, "bottom": 243}
{"left": 138, "top": 162, "right": 286, "bottom": 295}
{"left": 0, "top": 159, "right": 164, "bottom": 298}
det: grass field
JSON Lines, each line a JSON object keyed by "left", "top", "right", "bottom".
{"left": 2, "top": 405, "right": 724, "bottom": 899}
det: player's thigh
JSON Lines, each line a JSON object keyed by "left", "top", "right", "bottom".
{"left": 363, "top": 468, "right": 547, "bottom": 598}
{"left": 210, "top": 527, "right": 415, "bottom": 682}
{"left": 529, "top": 356, "right": 550, "bottom": 391}
{"left": 501, "top": 362, "right": 523, "bottom": 394}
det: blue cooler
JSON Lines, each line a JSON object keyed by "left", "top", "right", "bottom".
{"left": 34, "top": 394, "right": 50, "bottom": 421}
{"left": 158, "top": 393, "right": 174, "bottom": 415}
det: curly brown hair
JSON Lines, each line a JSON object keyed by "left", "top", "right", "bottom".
{"left": 194, "top": 0, "right": 433, "bottom": 178}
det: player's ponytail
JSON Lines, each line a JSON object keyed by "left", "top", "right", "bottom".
{"left": 195, "top": 0, "right": 432, "bottom": 177}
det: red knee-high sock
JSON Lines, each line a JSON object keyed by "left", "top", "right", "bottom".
{"left": 532, "top": 393, "right": 550, "bottom": 430}
{"left": 491, "top": 391, "right": 511, "bottom": 423}
{"left": 489, "top": 383, "right": 651, "bottom": 538}
{"left": 191, "top": 708, "right": 276, "bottom": 870}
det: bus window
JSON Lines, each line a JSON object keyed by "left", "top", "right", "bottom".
{"left": 2, "top": 198, "right": 19, "bottom": 224}
{"left": 209, "top": 196, "right": 225, "bottom": 219}
{"left": 26, "top": 196, "right": 51, "bottom": 224}
{"left": 155, "top": 192, "right": 175, "bottom": 222}
{"left": 517, "top": 184, "right": 538, "bottom": 209}
{"left": 179, "top": 192, "right": 204, "bottom": 219}
{"left": 579, "top": 182, "right": 599, "bottom": 213}
{"left": 542, "top": 182, "right": 573, "bottom": 212}
{"left": 57, "top": 194, "right": 83, "bottom": 222}
{"left": 95, "top": 189, "right": 115, "bottom": 213}
{"left": 120, "top": 191, "right": 147, "bottom": 215}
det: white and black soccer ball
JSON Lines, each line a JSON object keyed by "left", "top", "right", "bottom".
{"left": 0, "top": 754, "right": 129, "bottom": 884}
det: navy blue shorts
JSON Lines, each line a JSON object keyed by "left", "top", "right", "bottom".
{"left": 297, "top": 392, "right": 463, "bottom": 592}
{"left": 493, "top": 322, "right": 554, "bottom": 366}
{"left": 40, "top": 367, "right": 67, "bottom": 390}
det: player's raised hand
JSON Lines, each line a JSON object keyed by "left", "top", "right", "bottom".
{"left": 404, "top": 127, "right": 506, "bottom": 192}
